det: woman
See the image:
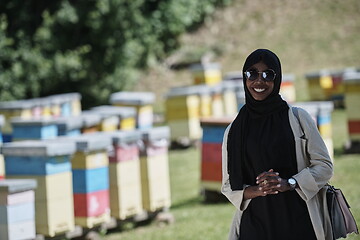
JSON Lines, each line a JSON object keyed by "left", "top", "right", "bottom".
{"left": 221, "top": 49, "right": 333, "bottom": 240}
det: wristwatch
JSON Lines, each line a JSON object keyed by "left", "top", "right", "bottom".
{"left": 287, "top": 178, "right": 297, "bottom": 190}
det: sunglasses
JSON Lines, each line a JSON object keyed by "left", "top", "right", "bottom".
{"left": 244, "top": 69, "right": 276, "bottom": 82}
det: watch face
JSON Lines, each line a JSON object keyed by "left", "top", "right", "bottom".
{"left": 288, "top": 178, "right": 296, "bottom": 185}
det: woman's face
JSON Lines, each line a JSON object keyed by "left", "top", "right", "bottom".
{"left": 245, "top": 61, "right": 274, "bottom": 101}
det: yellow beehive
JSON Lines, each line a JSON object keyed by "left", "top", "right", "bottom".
{"left": 139, "top": 127, "right": 171, "bottom": 212}
{"left": 165, "top": 95, "right": 200, "bottom": 120}
{"left": 305, "top": 70, "right": 332, "bottom": 101}
{"left": 109, "top": 161, "right": 143, "bottom": 219}
{"left": 165, "top": 86, "right": 203, "bottom": 142}
{"left": 190, "top": 63, "right": 222, "bottom": 85}
{"left": 140, "top": 153, "right": 171, "bottom": 212}
{"left": 110, "top": 92, "right": 155, "bottom": 130}
{"left": 7, "top": 172, "right": 75, "bottom": 237}
{"left": 344, "top": 72, "right": 360, "bottom": 150}
{"left": 91, "top": 106, "right": 137, "bottom": 131}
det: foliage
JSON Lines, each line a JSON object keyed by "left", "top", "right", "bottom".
{"left": 0, "top": 0, "right": 232, "bottom": 109}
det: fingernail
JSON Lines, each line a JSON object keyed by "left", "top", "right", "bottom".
{"left": 277, "top": 184, "right": 280, "bottom": 187}
{"left": 264, "top": 191, "right": 267, "bottom": 194}
{"left": 256, "top": 181, "right": 259, "bottom": 184}
{"left": 275, "top": 191, "right": 278, "bottom": 194}
{"left": 259, "top": 187, "right": 262, "bottom": 191}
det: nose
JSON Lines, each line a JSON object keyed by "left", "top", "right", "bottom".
{"left": 254, "top": 74, "right": 266, "bottom": 82}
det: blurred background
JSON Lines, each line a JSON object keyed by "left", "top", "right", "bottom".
{"left": 0, "top": 0, "right": 359, "bottom": 240}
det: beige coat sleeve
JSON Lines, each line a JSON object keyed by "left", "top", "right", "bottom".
{"left": 291, "top": 108, "right": 333, "bottom": 201}
{"left": 221, "top": 124, "right": 251, "bottom": 211}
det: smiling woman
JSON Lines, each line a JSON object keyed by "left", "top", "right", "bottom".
{"left": 221, "top": 49, "right": 334, "bottom": 240}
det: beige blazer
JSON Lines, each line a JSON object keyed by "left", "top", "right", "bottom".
{"left": 221, "top": 106, "right": 334, "bottom": 240}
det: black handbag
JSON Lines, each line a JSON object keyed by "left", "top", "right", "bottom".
{"left": 326, "top": 185, "right": 359, "bottom": 239}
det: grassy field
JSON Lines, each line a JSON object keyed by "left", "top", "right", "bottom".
{"left": 102, "top": 109, "right": 360, "bottom": 240}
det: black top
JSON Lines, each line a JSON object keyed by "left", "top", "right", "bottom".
{"left": 238, "top": 110, "right": 316, "bottom": 240}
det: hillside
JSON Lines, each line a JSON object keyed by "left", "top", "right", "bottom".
{"left": 133, "top": 0, "right": 360, "bottom": 111}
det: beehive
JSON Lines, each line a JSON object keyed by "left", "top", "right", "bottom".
{"left": 305, "top": 70, "right": 333, "bottom": 101}
{"left": 165, "top": 86, "right": 202, "bottom": 142}
{"left": 200, "top": 117, "right": 232, "bottom": 192}
{"left": 293, "top": 101, "right": 334, "bottom": 158}
{"left": 11, "top": 118, "right": 58, "bottom": 141}
{"left": 139, "top": 127, "right": 171, "bottom": 212}
{"left": 69, "top": 133, "right": 111, "bottom": 228}
{"left": 2, "top": 140, "right": 76, "bottom": 237}
{"left": 107, "top": 130, "right": 143, "bottom": 220}
{"left": 0, "top": 179, "right": 37, "bottom": 240}
{"left": 91, "top": 105, "right": 136, "bottom": 131}
{"left": 87, "top": 109, "right": 119, "bottom": 132}
{"left": 343, "top": 71, "right": 360, "bottom": 152}
{"left": 110, "top": 92, "right": 155, "bottom": 130}
{"left": 190, "top": 63, "right": 222, "bottom": 86}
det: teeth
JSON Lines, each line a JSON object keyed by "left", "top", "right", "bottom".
{"left": 254, "top": 88, "right": 265, "bottom": 93}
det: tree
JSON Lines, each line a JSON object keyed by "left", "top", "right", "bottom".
{"left": 0, "top": 0, "right": 231, "bottom": 109}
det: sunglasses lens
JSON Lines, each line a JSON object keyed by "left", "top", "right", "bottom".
{"left": 263, "top": 70, "right": 275, "bottom": 81}
{"left": 245, "top": 70, "right": 259, "bottom": 81}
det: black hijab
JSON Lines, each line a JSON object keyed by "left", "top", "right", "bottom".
{"left": 227, "top": 49, "right": 290, "bottom": 190}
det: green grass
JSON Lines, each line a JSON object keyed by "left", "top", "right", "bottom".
{"left": 102, "top": 109, "right": 360, "bottom": 240}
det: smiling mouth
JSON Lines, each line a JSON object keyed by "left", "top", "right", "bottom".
{"left": 253, "top": 88, "right": 265, "bottom": 93}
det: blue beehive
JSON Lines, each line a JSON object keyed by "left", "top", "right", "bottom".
{"left": 11, "top": 118, "right": 58, "bottom": 141}
{"left": 2, "top": 140, "right": 75, "bottom": 176}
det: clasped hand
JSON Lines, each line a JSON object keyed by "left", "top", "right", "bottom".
{"left": 243, "top": 169, "right": 292, "bottom": 200}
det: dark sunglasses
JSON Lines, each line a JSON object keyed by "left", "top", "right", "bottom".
{"left": 244, "top": 69, "right": 276, "bottom": 82}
